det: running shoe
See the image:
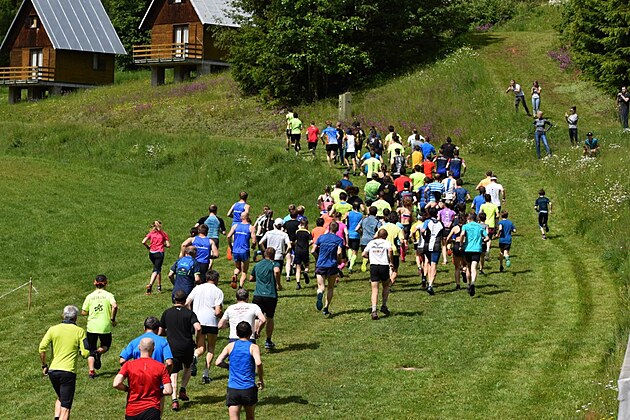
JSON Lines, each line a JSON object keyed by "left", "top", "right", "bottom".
{"left": 230, "top": 275, "right": 238, "bottom": 289}
{"left": 499, "top": 265, "right": 504, "bottom": 272}
{"left": 479, "top": 269, "right": 485, "bottom": 275}
{"left": 145, "top": 284, "right": 152, "bottom": 295}
{"left": 545, "top": 224, "right": 549, "bottom": 232}
{"left": 157, "top": 285, "right": 162, "bottom": 292}
{"left": 265, "top": 340, "right": 276, "bottom": 349}
{"left": 542, "top": 234, "right": 547, "bottom": 240}
{"left": 191, "top": 356, "right": 197, "bottom": 377}
{"left": 427, "top": 285, "right": 435, "bottom": 295}
{"left": 89, "top": 370, "right": 96, "bottom": 379}
{"left": 361, "top": 259, "right": 367, "bottom": 272}
{"left": 172, "top": 400, "right": 180, "bottom": 411}
{"left": 94, "top": 352, "right": 102, "bottom": 370}
{"left": 201, "top": 376, "right": 212, "bottom": 385}
{"left": 421, "top": 277, "right": 427, "bottom": 289}
{"left": 506, "top": 257, "right": 511, "bottom": 268}
{"left": 286, "top": 275, "right": 291, "bottom": 283}
{"left": 468, "top": 283, "right": 475, "bottom": 297}
{"left": 178, "top": 389, "right": 189, "bottom": 401}
{"left": 303, "top": 272, "right": 310, "bottom": 284}
{"left": 371, "top": 311, "right": 379, "bottom": 320}
{"left": 322, "top": 307, "right": 331, "bottom": 317}
{"left": 380, "top": 306, "right": 390, "bottom": 316}
{"left": 296, "top": 283, "right": 302, "bottom": 290}
{"left": 316, "top": 292, "right": 323, "bottom": 311}
{"left": 455, "top": 284, "right": 461, "bottom": 290}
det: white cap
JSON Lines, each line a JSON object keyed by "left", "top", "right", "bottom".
{"left": 274, "top": 218, "right": 284, "bottom": 226}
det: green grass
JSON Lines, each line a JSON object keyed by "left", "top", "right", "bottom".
{"left": 0, "top": 4, "right": 627, "bottom": 418}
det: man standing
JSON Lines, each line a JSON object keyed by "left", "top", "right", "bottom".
{"left": 113, "top": 338, "right": 173, "bottom": 420}
{"left": 159, "top": 290, "right": 201, "bottom": 411}
{"left": 119, "top": 316, "right": 173, "bottom": 371}
{"left": 362, "top": 229, "right": 393, "bottom": 320}
{"left": 185, "top": 270, "right": 224, "bottom": 385}
{"left": 565, "top": 106, "right": 579, "bottom": 146}
{"left": 505, "top": 79, "right": 531, "bottom": 115}
{"left": 460, "top": 212, "right": 489, "bottom": 297}
{"left": 617, "top": 86, "right": 629, "bottom": 130}
{"left": 312, "top": 221, "right": 343, "bottom": 316}
{"left": 219, "top": 288, "right": 266, "bottom": 342}
{"left": 251, "top": 247, "right": 282, "bottom": 349}
{"left": 81, "top": 274, "right": 118, "bottom": 379}
{"left": 39, "top": 305, "right": 90, "bottom": 420}
{"left": 168, "top": 246, "right": 201, "bottom": 302}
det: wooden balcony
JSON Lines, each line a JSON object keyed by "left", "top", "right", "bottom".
{"left": 0, "top": 66, "right": 55, "bottom": 84}
{"left": 133, "top": 43, "right": 204, "bottom": 65}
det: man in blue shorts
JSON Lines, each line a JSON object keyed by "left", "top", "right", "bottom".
{"left": 460, "top": 212, "right": 489, "bottom": 297}
{"left": 311, "top": 221, "right": 344, "bottom": 316}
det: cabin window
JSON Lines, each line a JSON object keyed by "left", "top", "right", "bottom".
{"left": 28, "top": 16, "right": 38, "bottom": 28}
{"left": 92, "top": 53, "right": 106, "bottom": 71}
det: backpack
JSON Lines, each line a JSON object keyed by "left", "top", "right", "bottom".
{"left": 393, "top": 155, "right": 406, "bottom": 175}
{"left": 176, "top": 256, "right": 195, "bottom": 277}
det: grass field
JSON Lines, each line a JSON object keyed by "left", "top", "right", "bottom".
{"left": 0, "top": 5, "right": 628, "bottom": 419}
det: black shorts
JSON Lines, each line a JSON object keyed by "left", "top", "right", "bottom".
{"left": 126, "top": 408, "right": 161, "bottom": 420}
{"left": 308, "top": 141, "right": 317, "bottom": 150}
{"left": 210, "top": 237, "right": 220, "bottom": 248}
{"left": 348, "top": 238, "right": 360, "bottom": 251}
{"left": 49, "top": 370, "right": 76, "bottom": 409}
{"left": 201, "top": 325, "right": 219, "bottom": 335}
{"left": 345, "top": 152, "right": 356, "bottom": 159}
{"left": 464, "top": 252, "right": 481, "bottom": 263}
{"left": 252, "top": 295, "right": 278, "bottom": 318}
{"left": 149, "top": 252, "right": 164, "bottom": 273}
{"left": 340, "top": 246, "right": 348, "bottom": 260}
{"left": 226, "top": 386, "right": 258, "bottom": 407}
{"left": 172, "top": 348, "right": 194, "bottom": 373}
{"left": 198, "top": 262, "right": 209, "bottom": 283}
{"left": 499, "top": 243, "right": 511, "bottom": 252}
{"left": 326, "top": 144, "right": 339, "bottom": 153}
{"left": 87, "top": 332, "right": 112, "bottom": 353}
{"left": 370, "top": 265, "right": 390, "bottom": 282}
{"left": 391, "top": 255, "right": 400, "bottom": 270}
{"left": 452, "top": 242, "right": 464, "bottom": 257}
{"left": 315, "top": 266, "right": 340, "bottom": 277}
{"left": 291, "top": 133, "right": 301, "bottom": 143}
{"left": 293, "top": 250, "right": 309, "bottom": 265}
{"left": 442, "top": 227, "right": 451, "bottom": 239}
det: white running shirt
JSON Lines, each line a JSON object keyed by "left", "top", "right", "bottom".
{"left": 187, "top": 283, "right": 224, "bottom": 327}
{"left": 220, "top": 302, "right": 263, "bottom": 340}
{"left": 364, "top": 238, "right": 392, "bottom": 266}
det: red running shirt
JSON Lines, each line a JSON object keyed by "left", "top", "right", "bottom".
{"left": 119, "top": 358, "right": 171, "bottom": 416}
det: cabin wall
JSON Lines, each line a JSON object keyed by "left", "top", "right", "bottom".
{"left": 54, "top": 51, "right": 114, "bottom": 85}
{"left": 202, "top": 25, "right": 228, "bottom": 62}
{"left": 6, "top": 1, "right": 54, "bottom": 67}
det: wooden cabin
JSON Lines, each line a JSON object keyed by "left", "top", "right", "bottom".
{"left": 135, "top": 0, "right": 238, "bottom": 86}
{"left": 0, "top": 0, "right": 126, "bottom": 103}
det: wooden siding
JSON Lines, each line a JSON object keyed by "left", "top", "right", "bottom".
{"left": 154, "top": 0, "right": 200, "bottom": 26}
{"left": 54, "top": 51, "right": 114, "bottom": 85}
{"left": 151, "top": 22, "right": 204, "bottom": 45}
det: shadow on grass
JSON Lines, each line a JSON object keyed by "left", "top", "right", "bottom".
{"left": 393, "top": 310, "right": 424, "bottom": 317}
{"left": 258, "top": 395, "right": 309, "bottom": 406}
{"left": 95, "top": 370, "right": 117, "bottom": 379}
{"left": 271, "top": 342, "right": 320, "bottom": 353}
{"left": 483, "top": 289, "right": 510, "bottom": 296}
{"left": 185, "top": 394, "right": 225, "bottom": 407}
{"left": 334, "top": 307, "right": 369, "bottom": 316}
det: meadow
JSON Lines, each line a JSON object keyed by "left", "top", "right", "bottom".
{"left": 0, "top": 5, "right": 627, "bottom": 418}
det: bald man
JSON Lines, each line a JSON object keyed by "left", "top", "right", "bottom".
{"left": 114, "top": 338, "right": 172, "bottom": 419}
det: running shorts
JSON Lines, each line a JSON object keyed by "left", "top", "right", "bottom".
{"left": 87, "top": 332, "right": 112, "bottom": 353}
{"left": 226, "top": 386, "right": 258, "bottom": 407}
{"left": 315, "top": 266, "right": 340, "bottom": 277}
{"left": 233, "top": 251, "right": 250, "bottom": 262}
{"left": 464, "top": 252, "right": 481, "bottom": 263}
{"left": 49, "top": 370, "right": 77, "bottom": 409}
{"left": 370, "top": 264, "right": 390, "bottom": 282}
{"left": 499, "top": 243, "right": 511, "bottom": 252}
{"left": 293, "top": 250, "right": 309, "bottom": 265}
{"left": 201, "top": 325, "right": 219, "bottom": 335}
{"left": 149, "top": 252, "right": 164, "bottom": 273}
{"left": 252, "top": 295, "right": 278, "bottom": 318}
{"left": 348, "top": 238, "right": 360, "bottom": 251}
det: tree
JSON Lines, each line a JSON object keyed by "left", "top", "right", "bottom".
{"left": 107, "top": 0, "right": 150, "bottom": 70}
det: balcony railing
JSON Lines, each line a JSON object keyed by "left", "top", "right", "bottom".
{"left": 0, "top": 66, "right": 54, "bottom": 84}
{"left": 133, "top": 43, "right": 203, "bottom": 64}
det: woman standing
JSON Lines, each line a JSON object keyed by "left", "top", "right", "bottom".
{"left": 142, "top": 220, "right": 171, "bottom": 294}
{"left": 531, "top": 81, "right": 542, "bottom": 115}
{"left": 533, "top": 111, "right": 553, "bottom": 159}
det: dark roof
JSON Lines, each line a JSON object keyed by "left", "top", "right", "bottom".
{"left": 0, "top": 0, "right": 126, "bottom": 55}
{"left": 139, "top": 0, "right": 240, "bottom": 30}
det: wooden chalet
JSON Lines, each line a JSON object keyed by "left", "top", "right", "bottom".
{"left": 135, "top": 0, "right": 238, "bottom": 86}
{"left": 0, "top": 0, "right": 126, "bottom": 103}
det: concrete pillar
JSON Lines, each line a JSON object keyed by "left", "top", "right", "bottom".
{"left": 151, "top": 66, "right": 165, "bottom": 86}
{"left": 338, "top": 92, "right": 352, "bottom": 121}
{"left": 197, "top": 62, "right": 212, "bottom": 76}
{"left": 8, "top": 87, "right": 21, "bottom": 104}
{"left": 174, "top": 66, "right": 186, "bottom": 83}
{"left": 50, "top": 86, "right": 62, "bottom": 96}
{"left": 27, "top": 87, "right": 44, "bottom": 101}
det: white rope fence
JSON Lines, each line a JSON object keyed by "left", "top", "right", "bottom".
{"left": 0, "top": 278, "right": 39, "bottom": 309}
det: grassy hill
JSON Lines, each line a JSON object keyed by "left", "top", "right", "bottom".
{"left": 0, "top": 5, "right": 627, "bottom": 418}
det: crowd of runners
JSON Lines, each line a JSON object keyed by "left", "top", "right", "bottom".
{"left": 39, "top": 106, "right": 569, "bottom": 420}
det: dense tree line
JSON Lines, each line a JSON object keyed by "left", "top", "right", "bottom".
{"left": 561, "top": 0, "right": 630, "bottom": 91}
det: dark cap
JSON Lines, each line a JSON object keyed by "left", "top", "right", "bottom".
{"left": 587, "top": 132, "right": 593, "bottom": 136}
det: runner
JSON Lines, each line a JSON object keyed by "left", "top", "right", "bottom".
{"left": 454, "top": 178, "right": 471, "bottom": 207}
{"left": 479, "top": 194, "right": 499, "bottom": 265}
{"left": 227, "top": 213, "right": 257, "bottom": 288}
{"left": 442, "top": 171, "right": 457, "bottom": 204}
{"left": 486, "top": 175, "right": 506, "bottom": 211}
{"left": 159, "top": 290, "right": 201, "bottom": 411}
{"left": 393, "top": 171, "right": 411, "bottom": 193}
{"left": 445, "top": 213, "right": 466, "bottom": 290}
{"left": 471, "top": 187, "right": 486, "bottom": 214}
{"left": 39, "top": 305, "right": 90, "bottom": 420}
{"left": 535, "top": 189, "right": 552, "bottom": 240}
{"left": 289, "top": 112, "right": 303, "bottom": 154}
{"left": 362, "top": 150, "right": 382, "bottom": 179}
{"left": 438, "top": 202, "right": 456, "bottom": 265}
{"left": 439, "top": 136, "right": 458, "bottom": 159}
{"left": 196, "top": 204, "right": 227, "bottom": 268}
{"left": 391, "top": 148, "right": 407, "bottom": 178}
{"left": 364, "top": 174, "right": 381, "bottom": 202}
{"left": 283, "top": 211, "right": 300, "bottom": 282}
{"left": 331, "top": 191, "right": 352, "bottom": 221}
{"left": 142, "top": 220, "right": 171, "bottom": 295}
{"left": 410, "top": 215, "right": 426, "bottom": 285}
{"left": 372, "top": 191, "right": 392, "bottom": 218}
{"left": 168, "top": 246, "right": 201, "bottom": 301}
{"left": 382, "top": 213, "right": 406, "bottom": 286}
{"left": 251, "top": 247, "right": 282, "bottom": 348}
{"left": 312, "top": 221, "right": 344, "bottom": 316}
{"left": 344, "top": 129, "right": 358, "bottom": 174}
{"left": 306, "top": 121, "right": 320, "bottom": 156}
{"left": 460, "top": 212, "right": 490, "bottom": 297}
{"left": 476, "top": 170, "right": 493, "bottom": 191}
{"left": 358, "top": 206, "right": 381, "bottom": 272}
{"left": 477, "top": 212, "right": 490, "bottom": 274}
{"left": 320, "top": 121, "right": 339, "bottom": 166}
{"left": 215, "top": 321, "right": 264, "bottom": 420}
{"left": 227, "top": 192, "right": 251, "bottom": 226}
{"left": 284, "top": 109, "right": 293, "bottom": 151}
{"left": 410, "top": 145, "right": 423, "bottom": 170}
{"left": 218, "top": 288, "right": 266, "bottom": 342}
{"left": 253, "top": 206, "right": 274, "bottom": 262}
{"left": 330, "top": 181, "right": 345, "bottom": 204}
{"left": 446, "top": 149, "right": 466, "bottom": 179}
{"left": 259, "top": 218, "right": 291, "bottom": 285}
{"left": 81, "top": 274, "right": 118, "bottom": 379}
{"left": 185, "top": 270, "right": 224, "bottom": 385}
{"left": 113, "top": 337, "right": 172, "bottom": 420}
{"left": 420, "top": 207, "right": 444, "bottom": 295}
{"left": 420, "top": 137, "right": 436, "bottom": 159}
{"left": 409, "top": 164, "right": 425, "bottom": 191}
{"left": 339, "top": 170, "right": 353, "bottom": 190}
{"left": 434, "top": 151, "right": 449, "bottom": 178}
{"left": 119, "top": 316, "right": 173, "bottom": 371}
{"left": 496, "top": 211, "right": 516, "bottom": 272}
{"left": 294, "top": 219, "right": 312, "bottom": 289}
{"left": 317, "top": 186, "right": 334, "bottom": 212}
{"left": 362, "top": 228, "right": 394, "bottom": 320}
{"left": 180, "top": 224, "right": 218, "bottom": 284}
{"left": 346, "top": 202, "right": 363, "bottom": 272}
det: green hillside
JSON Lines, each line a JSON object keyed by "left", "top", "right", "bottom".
{"left": 0, "top": 5, "right": 627, "bottom": 419}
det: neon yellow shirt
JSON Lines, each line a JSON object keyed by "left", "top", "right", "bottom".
{"left": 330, "top": 187, "right": 344, "bottom": 204}
{"left": 388, "top": 143, "right": 405, "bottom": 162}
{"left": 479, "top": 203, "right": 499, "bottom": 228}
{"left": 39, "top": 323, "right": 89, "bottom": 373}
{"left": 82, "top": 289, "right": 117, "bottom": 333}
{"left": 383, "top": 222, "right": 404, "bottom": 256}
{"left": 409, "top": 172, "right": 425, "bottom": 191}
{"left": 290, "top": 117, "right": 302, "bottom": 134}
{"left": 372, "top": 199, "right": 392, "bottom": 218}
{"left": 332, "top": 202, "right": 352, "bottom": 218}
{"left": 363, "top": 158, "right": 381, "bottom": 178}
